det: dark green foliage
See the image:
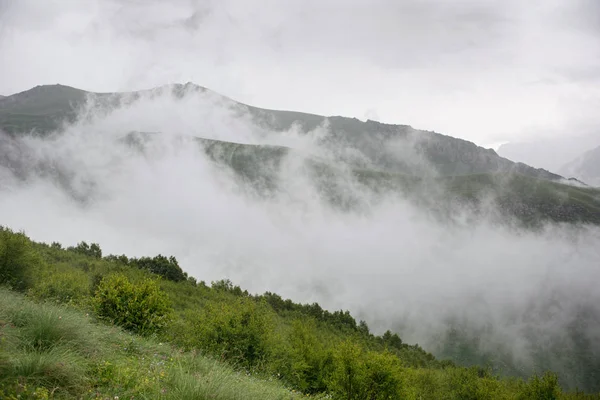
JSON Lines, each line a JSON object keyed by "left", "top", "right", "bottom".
{"left": 92, "top": 273, "right": 173, "bottom": 336}
{"left": 104, "top": 253, "right": 189, "bottom": 283}
{"left": 261, "top": 291, "right": 360, "bottom": 333}
{"left": 67, "top": 241, "right": 102, "bottom": 259}
{"left": 131, "top": 254, "right": 187, "bottom": 282}
{"left": 212, "top": 278, "right": 249, "bottom": 296}
{"left": 0, "top": 226, "right": 38, "bottom": 291}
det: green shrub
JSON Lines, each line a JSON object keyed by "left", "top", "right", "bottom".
{"left": 270, "top": 319, "right": 332, "bottom": 393}
{"left": 175, "top": 297, "right": 273, "bottom": 369}
{"left": 520, "top": 372, "right": 562, "bottom": 400}
{"left": 447, "top": 366, "right": 501, "bottom": 400}
{"left": 327, "top": 342, "right": 404, "bottom": 400}
{"left": 92, "top": 273, "right": 173, "bottom": 336}
{"left": 0, "top": 227, "right": 40, "bottom": 291}
{"left": 328, "top": 340, "right": 366, "bottom": 400}
{"left": 362, "top": 350, "right": 403, "bottom": 400}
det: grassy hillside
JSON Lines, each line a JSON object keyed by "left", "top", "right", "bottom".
{"left": 193, "top": 135, "right": 600, "bottom": 226}
{"left": 1, "top": 226, "right": 599, "bottom": 399}
{"left": 0, "top": 85, "right": 88, "bottom": 134}
{"left": 0, "top": 289, "right": 312, "bottom": 400}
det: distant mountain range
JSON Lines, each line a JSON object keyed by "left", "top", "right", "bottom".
{"left": 498, "top": 135, "right": 600, "bottom": 187}
{"left": 497, "top": 134, "right": 599, "bottom": 175}
{"left": 1, "top": 83, "right": 600, "bottom": 226}
{"left": 559, "top": 145, "right": 600, "bottom": 187}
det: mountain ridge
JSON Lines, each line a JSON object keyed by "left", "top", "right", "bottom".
{"left": 0, "top": 83, "right": 564, "bottom": 183}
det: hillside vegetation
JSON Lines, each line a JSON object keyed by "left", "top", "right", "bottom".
{"left": 1, "top": 226, "right": 599, "bottom": 399}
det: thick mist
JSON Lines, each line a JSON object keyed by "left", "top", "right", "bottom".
{"left": 1, "top": 89, "right": 600, "bottom": 389}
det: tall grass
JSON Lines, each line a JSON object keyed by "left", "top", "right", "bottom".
{"left": 0, "top": 288, "right": 317, "bottom": 399}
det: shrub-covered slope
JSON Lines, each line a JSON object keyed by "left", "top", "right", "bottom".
{"left": 1, "top": 226, "right": 599, "bottom": 399}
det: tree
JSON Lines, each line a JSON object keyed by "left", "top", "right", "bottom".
{"left": 130, "top": 254, "right": 187, "bottom": 282}
{"left": 0, "top": 227, "right": 39, "bottom": 291}
{"left": 67, "top": 241, "right": 102, "bottom": 259}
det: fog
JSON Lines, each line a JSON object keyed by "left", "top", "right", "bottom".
{"left": 2, "top": 0, "right": 600, "bottom": 390}
{"left": 1, "top": 88, "right": 600, "bottom": 389}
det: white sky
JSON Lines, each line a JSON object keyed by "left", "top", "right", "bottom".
{"left": 1, "top": 0, "right": 599, "bottom": 147}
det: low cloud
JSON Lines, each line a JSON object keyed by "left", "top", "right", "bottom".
{"left": 1, "top": 88, "right": 599, "bottom": 389}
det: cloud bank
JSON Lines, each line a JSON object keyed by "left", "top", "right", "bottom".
{"left": 1, "top": 88, "right": 599, "bottom": 389}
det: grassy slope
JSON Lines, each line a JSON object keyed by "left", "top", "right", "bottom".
{"left": 0, "top": 85, "right": 88, "bottom": 134}
{"left": 353, "top": 168, "right": 600, "bottom": 225}
{"left": 0, "top": 288, "right": 313, "bottom": 400}
{"left": 1, "top": 227, "right": 600, "bottom": 399}
{"left": 193, "top": 136, "right": 600, "bottom": 225}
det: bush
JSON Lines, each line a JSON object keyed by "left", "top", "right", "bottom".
{"left": 270, "top": 319, "right": 332, "bottom": 393}
{"left": 175, "top": 297, "right": 273, "bottom": 369}
{"left": 92, "top": 273, "right": 173, "bottom": 336}
{"left": 520, "top": 372, "right": 562, "bottom": 400}
{"left": 0, "top": 227, "right": 39, "bottom": 291}
{"left": 327, "top": 341, "right": 403, "bottom": 400}
{"left": 362, "top": 351, "right": 403, "bottom": 400}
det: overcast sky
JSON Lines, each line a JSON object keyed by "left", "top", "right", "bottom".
{"left": 1, "top": 0, "right": 599, "bottom": 147}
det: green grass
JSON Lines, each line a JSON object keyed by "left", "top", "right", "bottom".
{"left": 0, "top": 288, "right": 316, "bottom": 399}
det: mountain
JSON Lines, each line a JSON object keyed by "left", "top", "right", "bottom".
{"left": 2, "top": 83, "right": 600, "bottom": 226}
{"left": 1, "top": 84, "right": 562, "bottom": 181}
{"left": 497, "top": 133, "right": 599, "bottom": 174}
{"left": 559, "top": 144, "right": 600, "bottom": 187}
